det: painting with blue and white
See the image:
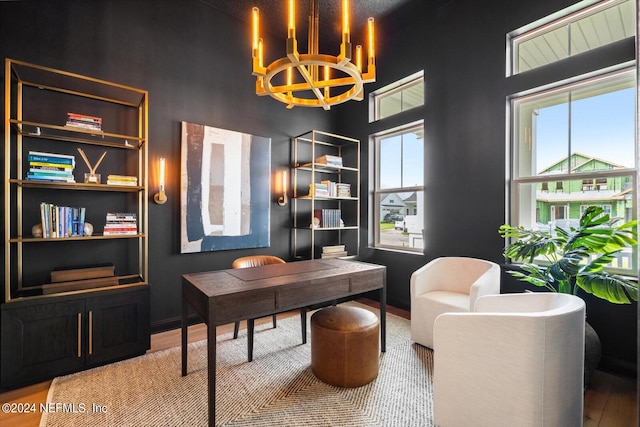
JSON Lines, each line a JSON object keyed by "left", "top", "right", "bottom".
{"left": 180, "top": 121, "right": 270, "bottom": 253}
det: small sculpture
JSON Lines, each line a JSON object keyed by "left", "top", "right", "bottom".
{"left": 83, "top": 222, "right": 94, "bottom": 236}
{"left": 78, "top": 148, "right": 107, "bottom": 184}
{"left": 32, "top": 223, "right": 43, "bottom": 238}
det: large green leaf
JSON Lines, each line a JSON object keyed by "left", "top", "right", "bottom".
{"left": 499, "top": 205, "right": 638, "bottom": 304}
{"left": 576, "top": 272, "right": 638, "bottom": 304}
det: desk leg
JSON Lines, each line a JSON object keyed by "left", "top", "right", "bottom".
{"left": 380, "top": 288, "right": 387, "bottom": 353}
{"left": 300, "top": 307, "right": 307, "bottom": 344}
{"left": 208, "top": 313, "right": 216, "bottom": 427}
{"left": 181, "top": 293, "right": 188, "bottom": 376}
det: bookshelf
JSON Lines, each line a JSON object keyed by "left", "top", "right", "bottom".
{"left": 292, "top": 130, "right": 360, "bottom": 260}
{"left": 1, "top": 59, "right": 149, "bottom": 389}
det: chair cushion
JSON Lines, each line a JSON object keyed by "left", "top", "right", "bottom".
{"left": 411, "top": 291, "right": 469, "bottom": 349}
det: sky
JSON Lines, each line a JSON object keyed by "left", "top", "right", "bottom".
{"left": 536, "top": 86, "right": 635, "bottom": 172}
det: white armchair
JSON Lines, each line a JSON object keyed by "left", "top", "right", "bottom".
{"left": 433, "top": 292, "right": 586, "bottom": 427}
{"left": 410, "top": 257, "right": 500, "bottom": 348}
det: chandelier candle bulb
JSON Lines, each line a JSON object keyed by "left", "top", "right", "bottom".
{"left": 356, "top": 45, "right": 362, "bottom": 72}
{"left": 342, "top": 0, "right": 350, "bottom": 43}
{"left": 288, "top": 0, "right": 296, "bottom": 38}
{"left": 252, "top": 7, "right": 259, "bottom": 51}
{"left": 368, "top": 18, "right": 375, "bottom": 61}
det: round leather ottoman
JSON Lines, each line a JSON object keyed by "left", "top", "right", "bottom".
{"left": 310, "top": 305, "right": 380, "bottom": 387}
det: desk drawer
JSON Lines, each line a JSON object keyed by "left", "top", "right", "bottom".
{"left": 278, "top": 278, "right": 350, "bottom": 308}
{"left": 215, "top": 290, "right": 276, "bottom": 323}
{"left": 350, "top": 270, "right": 384, "bottom": 293}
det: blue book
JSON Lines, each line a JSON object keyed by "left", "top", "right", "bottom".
{"left": 28, "top": 154, "right": 74, "bottom": 165}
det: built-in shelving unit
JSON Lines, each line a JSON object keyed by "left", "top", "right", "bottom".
{"left": 1, "top": 59, "right": 150, "bottom": 389}
{"left": 292, "top": 130, "right": 360, "bottom": 260}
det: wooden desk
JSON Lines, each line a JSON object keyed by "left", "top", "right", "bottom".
{"left": 181, "top": 258, "right": 387, "bottom": 427}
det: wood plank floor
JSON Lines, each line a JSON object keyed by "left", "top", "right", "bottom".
{"left": 1, "top": 300, "right": 637, "bottom": 427}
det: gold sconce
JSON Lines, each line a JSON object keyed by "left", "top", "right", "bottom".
{"left": 154, "top": 157, "right": 167, "bottom": 204}
{"left": 276, "top": 169, "right": 288, "bottom": 206}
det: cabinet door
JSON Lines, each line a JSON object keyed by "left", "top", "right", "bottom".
{"left": 85, "top": 287, "right": 150, "bottom": 366}
{"left": 1, "top": 300, "right": 86, "bottom": 389}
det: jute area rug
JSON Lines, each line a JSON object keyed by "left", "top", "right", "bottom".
{"left": 40, "top": 302, "right": 434, "bottom": 426}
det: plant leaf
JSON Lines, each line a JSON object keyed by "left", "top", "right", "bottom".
{"left": 577, "top": 272, "right": 639, "bottom": 304}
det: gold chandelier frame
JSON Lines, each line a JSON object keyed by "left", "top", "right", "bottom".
{"left": 252, "top": 0, "right": 376, "bottom": 110}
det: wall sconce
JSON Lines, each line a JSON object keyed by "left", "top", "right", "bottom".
{"left": 154, "top": 157, "right": 167, "bottom": 204}
{"left": 276, "top": 169, "right": 288, "bottom": 206}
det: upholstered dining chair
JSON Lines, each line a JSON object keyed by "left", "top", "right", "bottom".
{"left": 231, "top": 255, "right": 306, "bottom": 362}
{"left": 410, "top": 256, "right": 500, "bottom": 349}
{"left": 433, "top": 292, "right": 586, "bottom": 427}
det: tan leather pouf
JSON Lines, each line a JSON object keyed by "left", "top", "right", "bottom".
{"left": 310, "top": 305, "right": 380, "bottom": 387}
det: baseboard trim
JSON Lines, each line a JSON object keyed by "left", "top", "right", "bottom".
{"left": 599, "top": 355, "right": 637, "bottom": 379}
{"left": 151, "top": 315, "right": 203, "bottom": 334}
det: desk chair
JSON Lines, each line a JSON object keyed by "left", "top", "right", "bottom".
{"left": 231, "top": 255, "right": 306, "bottom": 361}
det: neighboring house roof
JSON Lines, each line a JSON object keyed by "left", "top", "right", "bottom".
{"left": 402, "top": 192, "right": 417, "bottom": 203}
{"left": 380, "top": 193, "right": 406, "bottom": 208}
{"left": 538, "top": 152, "right": 626, "bottom": 175}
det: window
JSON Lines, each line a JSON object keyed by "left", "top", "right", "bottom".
{"left": 510, "top": 67, "right": 636, "bottom": 275}
{"left": 370, "top": 71, "right": 424, "bottom": 121}
{"left": 508, "top": 0, "right": 634, "bottom": 75}
{"left": 373, "top": 122, "right": 425, "bottom": 251}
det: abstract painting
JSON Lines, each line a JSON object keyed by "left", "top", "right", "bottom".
{"left": 180, "top": 121, "right": 271, "bottom": 253}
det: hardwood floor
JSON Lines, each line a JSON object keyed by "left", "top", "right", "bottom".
{"left": 1, "top": 301, "right": 637, "bottom": 427}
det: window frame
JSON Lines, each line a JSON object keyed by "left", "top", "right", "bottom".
{"left": 372, "top": 121, "right": 425, "bottom": 253}
{"left": 369, "top": 70, "right": 424, "bottom": 122}
{"left": 508, "top": 65, "right": 637, "bottom": 276}
{"left": 506, "top": 0, "right": 634, "bottom": 76}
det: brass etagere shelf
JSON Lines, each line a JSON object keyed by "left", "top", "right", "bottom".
{"left": 292, "top": 130, "right": 360, "bottom": 260}
{"left": 3, "top": 58, "right": 149, "bottom": 302}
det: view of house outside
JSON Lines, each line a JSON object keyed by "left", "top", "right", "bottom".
{"left": 378, "top": 191, "right": 424, "bottom": 249}
{"left": 511, "top": 68, "right": 635, "bottom": 273}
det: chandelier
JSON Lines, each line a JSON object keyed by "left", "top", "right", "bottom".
{"left": 251, "top": 0, "right": 376, "bottom": 110}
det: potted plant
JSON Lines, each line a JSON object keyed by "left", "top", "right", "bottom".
{"left": 499, "top": 205, "right": 638, "bottom": 387}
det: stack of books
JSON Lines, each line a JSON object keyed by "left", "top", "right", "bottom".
{"left": 107, "top": 174, "right": 138, "bottom": 186}
{"left": 27, "top": 151, "right": 76, "bottom": 183}
{"left": 103, "top": 212, "right": 137, "bottom": 236}
{"left": 315, "top": 154, "right": 343, "bottom": 167}
{"left": 319, "top": 180, "right": 352, "bottom": 198}
{"left": 39, "top": 202, "right": 86, "bottom": 238}
{"left": 309, "top": 182, "right": 329, "bottom": 197}
{"left": 313, "top": 209, "right": 342, "bottom": 228}
{"left": 336, "top": 183, "right": 351, "bottom": 197}
{"left": 65, "top": 112, "right": 102, "bottom": 132}
{"left": 321, "top": 245, "right": 348, "bottom": 259}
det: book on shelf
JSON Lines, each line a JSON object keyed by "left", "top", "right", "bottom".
{"left": 38, "top": 203, "right": 86, "bottom": 238}
{"left": 319, "top": 180, "right": 352, "bottom": 198}
{"left": 315, "top": 154, "right": 343, "bottom": 167}
{"left": 65, "top": 112, "right": 102, "bottom": 132}
{"left": 309, "top": 183, "right": 329, "bottom": 197}
{"left": 322, "top": 244, "right": 346, "bottom": 253}
{"left": 107, "top": 174, "right": 138, "bottom": 186}
{"left": 313, "top": 209, "right": 342, "bottom": 228}
{"left": 104, "top": 212, "right": 137, "bottom": 235}
{"left": 27, "top": 151, "right": 76, "bottom": 183}
{"left": 321, "top": 250, "right": 348, "bottom": 259}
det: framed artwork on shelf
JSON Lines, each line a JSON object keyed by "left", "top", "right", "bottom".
{"left": 180, "top": 121, "right": 271, "bottom": 253}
